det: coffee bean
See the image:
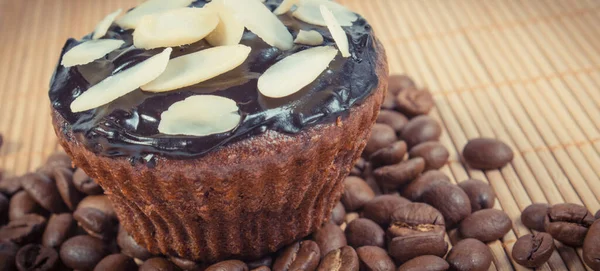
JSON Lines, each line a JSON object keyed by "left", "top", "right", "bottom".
{"left": 206, "top": 260, "right": 248, "bottom": 271}
{"left": 376, "top": 111, "right": 408, "bottom": 133}
{"left": 361, "top": 165, "right": 383, "bottom": 196}
{"left": 408, "top": 141, "right": 449, "bottom": 171}
{"left": 364, "top": 124, "right": 398, "bottom": 157}
{"left": 45, "top": 152, "right": 72, "bottom": 169}
{"left": 387, "top": 223, "right": 447, "bottom": 263}
{"left": 374, "top": 158, "right": 425, "bottom": 190}
{"left": 117, "top": 226, "right": 152, "bottom": 260}
{"left": 42, "top": 213, "right": 75, "bottom": 248}
{"left": 388, "top": 75, "right": 416, "bottom": 95}
{"left": 583, "top": 220, "right": 600, "bottom": 271}
{"left": 345, "top": 218, "right": 385, "bottom": 248}
{"left": 53, "top": 167, "right": 84, "bottom": 210}
{"left": 341, "top": 177, "right": 375, "bottom": 212}
{"left": 73, "top": 168, "right": 103, "bottom": 195}
{"left": 350, "top": 158, "right": 366, "bottom": 177}
{"left": 401, "top": 170, "right": 449, "bottom": 202}
{"left": 21, "top": 173, "right": 67, "bottom": 213}
{"left": 512, "top": 233, "right": 554, "bottom": 268}
{"left": 246, "top": 256, "right": 272, "bottom": 269}
{"left": 94, "top": 254, "right": 137, "bottom": 271}
{"left": 521, "top": 203, "right": 549, "bottom": 232}
{"left": 369, "top": 141, "right": 407, "bottom": 168}
{"left": 457, "top": 179, "right": 495, "bottom": 212}
{"left": 170, "top": 257, "right": 204, "bottom": 270}
{"left": 60, "top": 235, "right": 108, "bottom": 271}
{"left": 0, "top": 214, "right": 46, "bottom": 245}
{"left": 272, "top": 240, "right": 319, "bottom": 271}
{"left": 462, "top": 138, "right": 513, "bottom": 170}
{"left": 395, "top": 88, "right": 434, "bottom": 117}
{"left": 397, "top": 255, "right": 449, "bottom": 271}
{"left": 9, "top": 191, "right": 44, "bottom": 221}
{"left": 422, "top": 183, "right": 471, "bottom": 228}
{"left": 400, "top": 116, "right": 442, "bottom": 149}
{"left": 15, "top": 244, "right": 58, "bottom": 271}
{"left": 362, "top": 195, "right": 410, "bottom": 227}
{"left": 390, "top": 203, "right": 445, "bottom": 227}
{"left": 312, "top": 222, "right": 347, "bottom": 257}
{"left": 140, "top": 258, "right": 181, "bottom": 271}
{"left": 330, "top": 202, "right": 346, "bottom": 225}
{"left": 78, "top": 195, "right": 117, "bottom": 218}
{"left": 544, "top": 203, "right": 594, "bottom": 247}
{"left": 446, "top": 238, "right": 492, "bottom": 271}
{"left": 355, "top": 246, "right": 395, "bottom": 271}
{"left": 0, "top": 176, "right": 22, "bottom": 196}
{"left": 317, "top": 246, "right": 358, "bottom": 271}
{"left": 459, "top": 209, "right": 512, "bottom": 242}
{"left": 74, "top": 207, "right": 117, "bottom": 240}
{"left": 0, "top": 240, "right": 19, "bottom": 271}
{"left": 252, "top": 267, "right": 270, "bottom": 271}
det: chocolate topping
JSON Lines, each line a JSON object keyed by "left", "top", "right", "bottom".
{"left": 49, "top": 0, "right": 379, "bottom": 159}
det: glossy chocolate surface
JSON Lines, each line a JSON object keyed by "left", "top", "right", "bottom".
{"left": 49, "top": 0, "right": 380, "bottom": 159}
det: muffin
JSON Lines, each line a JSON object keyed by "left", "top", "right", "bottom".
{"left": 49, "top": 0, "right": 388, "bottom": 262}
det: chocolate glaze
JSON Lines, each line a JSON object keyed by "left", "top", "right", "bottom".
{"left": 49, "top": 0, "right": 380, "bottom": 159}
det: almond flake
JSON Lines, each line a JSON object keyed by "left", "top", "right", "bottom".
{"left": 292, "top": 0, "right": 357, "bottom": 27}
{"left": 223, "top": 0, "right": 293, "bottom": 50}
{"left": 116, "top": 0, "right": 195, "bottom": 30}
{"left": 273, "top": 0, "right": 299, "bottom": 15}
{"left": 205, "top": 0, "right": 245, "bottom": 46}
{"left": 61, "top": 39, "right": 125, "bottom": 67}
{"left": 158, "top": 95, "right": 240, "bottom": 136}
{"left": 320, "top": 5, "right": 350, "bottom": 58}
{"left": 142, "top": 45, "right": 251, "bottom": 92}
{"left": 258, "top": 46, "right": 337, "bottom": 98}
{"left": 70, "top": 48, "right": 172, "bottom": 113}
{"left": 294, "top": 30, "right": 324, "bottom": 46}
{"left": 133, "top": 8, "right": 219, "bottom": 49}
{"left": 93, "top": 9, "right": 122, "bottom": 40}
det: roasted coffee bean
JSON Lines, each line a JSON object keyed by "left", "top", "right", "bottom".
{"left": 361, "top": 164, "right": 383, "bottom": 196}
{"left": 422, "top": 183, "right": 471, "bottom": 228}
{"left": 362, "top": 195, "right": 410, "bottom": 227}
{"left": 369, "top": 141, "right": 407, "bottom": 168}
{"left": 387, "top": 223, "right": 447, "bottom": 263}
{"left": 408, "top": 141, "right": 449, "bottom": 171}
{"left": 273, "top": 240, "right": 319, "bottom": 271}
{"left": 512, "top": 233, "right": 554, "bottom": 268}
{"left": 53, "top": 167, "right": 84, "bottom": 210}
{"left": 462, "top": 138, "right": 513, "bottom": 170}
{"left": 400, "top": 116, "right": 442, "bottom": 149}
{"left": 246, "top": 256, "right": 272, "bottom": 269}
{"left": 140, "top": 258, "right": 181, "bottom": 271}
{"left": 389, "top": 75, "right": 416, "bottom": 95}
{"left": 390, "top": 202, "right": 445, "bottom": 227}
{"left": 521, "top": 203, "right": 549, "bottom": 232}
{"left": 9, "top": 191, "right": 43, "bottom": 221}
{"left": 345, "top": 218, "right": 385, "bottom": 248}
{"left": 60, "top": 235, "right": 109, "bottom": 271}
{"left": 350, "top": 158, "right": 366, "bottom": 177}
{"left": 397, "top": 255, "right": 449, "bottom": 271}
{"left": 45, "top": 152, "right": 72, "bottom": 169}
{"left": 395, "top": 88, "right": 434, "bottom": 116}
{"left": 364, "top": 124, "right": 398, "bottom": 157}
{"left": 312, "top": 222, "right": 347, "bottom": 257}
{"left": 373, "top": 158, "right": 425, "bottom": 190}
{"left": 401, "top": 170, "right": 449, "bottom": 202}
{"left": 457, "top": 179, "right": 496, "bottom": 212}
{"left": 376, "top": 111, "right": 409, "bottom": 134}
{"left": 583, "top": 220, "right": 600, "bottom": 271}
{"left": 170, "top": 257, "right": 204, "bottom": 270}
{"left": 355, "top": 246, "right": 395, "bottom": 271}
{"left": 73, "top": 168, "right": 103, "bottom": 195}
{"left": 0, "top": 214, "right": 46, "bottom": 245}
{"left": 74, "top": 207, "right": 117, "bottom": 240}
{"left": 446, "top": 238, "right": 492, "bottom": 271}
{"left": 0, "top": 176, "right": 22, "bottom": 196}
{"left": 42, "top": 213, "right": 75, "bottom": 248}
{"left": 544, "top": 203, "right": 595, "bottom": 247}
{"left": 78, "top": 195, "right": 117, "bottom": 219}
{"left": 20, "top": 173, "right": 67, "bottom": 213}
{"left": 94, "top": 254, "right": 137, "bottom": 271}
{"left": 330, "top": 202, "right": 346, "bottom": 225}
{"left": 117, "top": 226, "right": 152, "bottom": 260}
{"left": 0, "top": 240, "right": 19, "bottom": 271}
{"left": 317, "top": 246, "right": 358, "bottom": 271}
{"left": 459, "top": 209, "right": 512, "bottom": 242}
{"left": 15, "top": 244, "right": 58, "bottom": 271}
{"left": 341, "top": 177, "right": 375, "bottom": 211}
{"left": 206, "top": 260, "right": 248, "bottom": 271}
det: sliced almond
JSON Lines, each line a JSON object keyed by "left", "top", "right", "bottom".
{"left": 133, "top": 8, "right": 219, "bottom": 49}
{"left": 292, "top": 0, "right": 357, "bottom": 27}
{"left": 223, "top": 0, "right": 293, "bottom": 50}
{"left": 258, "top": 46, "right": 337, "bottom": 98}
{"left": 294, "top": 30, "right": 324, "bottom": 46}
{"left": 142, "top": 45, "right": 251, "bottom": 92}
{"left": 320, "top": 5, "right": 350, "bottom": 58}
{"left": 116, "top": 0, "right": 195, "bottom": 30}
{"left": 61, "top": 39, "right": 125, "bottom": 67}
{"left": 158, "top": 95, "right": 240, "bottom": 136}
{"left": 205, "top": 0, "right": 245, "bottom": 46}
{"left": 70, "top": 48, "right": 172, "bottom": 113}
{"left": 273, "top": 0, "right": 299, "bottom": 15}
{"left": 92, "top": 9, "right": 122, "bottom": 40}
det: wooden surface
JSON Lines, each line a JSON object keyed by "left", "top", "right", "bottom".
{"left": 1, "top": 0, "right": 600, "bottom": 270}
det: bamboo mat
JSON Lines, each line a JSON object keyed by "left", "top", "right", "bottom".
{"left": 1, "top": 0, "right": 599, "bottom": 270}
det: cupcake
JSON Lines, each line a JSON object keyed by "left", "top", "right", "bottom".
{"left": 49, "top": 0, "right": 388, "bottom": 262}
